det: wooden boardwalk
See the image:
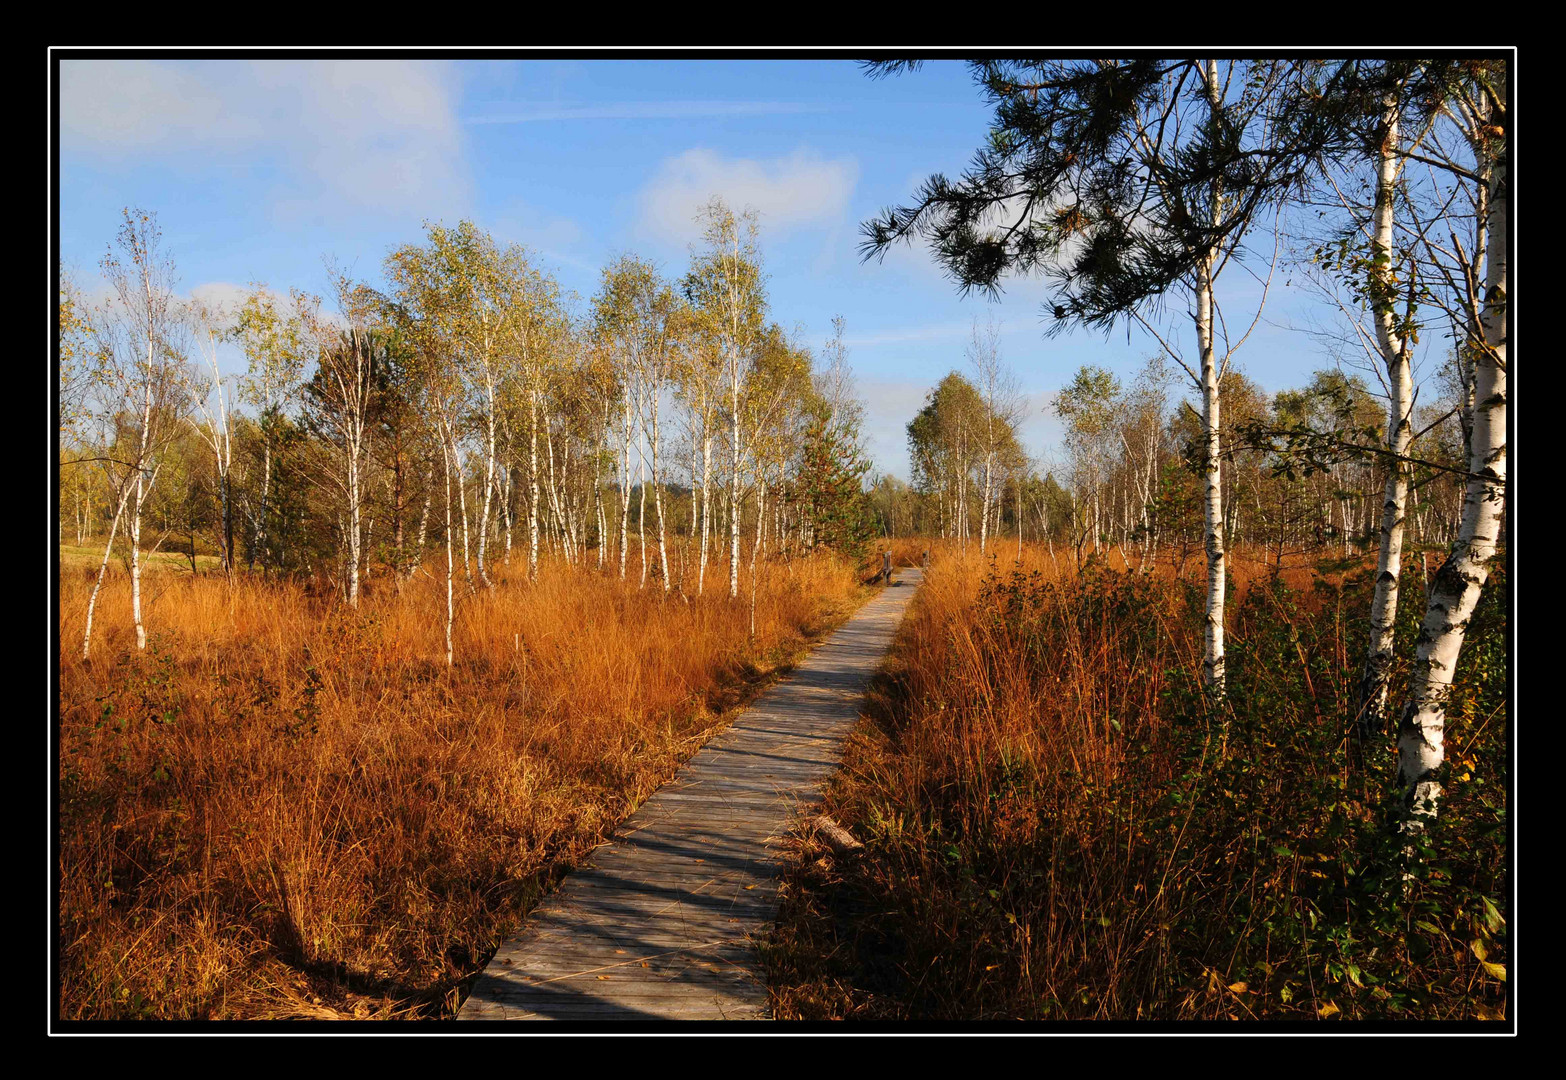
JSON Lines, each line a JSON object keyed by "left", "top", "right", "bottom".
{"left": 459, "top": 568, "right": 923, "bottom": 1022}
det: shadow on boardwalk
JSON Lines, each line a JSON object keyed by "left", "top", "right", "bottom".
{"left": 460, "top": 569, "right": 923, "bottom": 1021}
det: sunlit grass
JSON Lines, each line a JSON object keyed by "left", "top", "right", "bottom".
{"left": 57, "top": 549, "right": 868, "bottom": 1020}
{"left": 764, "top": 539, "right": 1508, "bottom": 1022}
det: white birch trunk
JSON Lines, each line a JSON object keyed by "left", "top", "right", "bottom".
{"left": 442, "top": 430, "right": 455, "bottom": 668}
{"left": 749, "top": 478, "right": 765, "bottom": 635}
{"left": 1395, "top": 153, "right": 1507, "bottom": 826}
{"left": 81, "top": 478, "right": 135, "bottom": 660}
{"left": 456, "top": 449, "right": 472, "bottom": 588}
{"left": 529, "top": 390, "right": 541, "bottom": 582}
{"left": 980, "top": 448, "right": 993, "bottom": 555}
{"left": 652, "top": 397, "right": 670, "bottom": 591}
{"left": 729, "top": 383, "right": 741, "bottom": 599}
{"left": 347, "top": 443, "right": 362, "bottom": 607}
{"left": 1196, "top": 60, "right": 1226, "bottom": 700}
{"left": 476, "top": 352, "right": 496, "bottom": 588}
{"left": 130, "top": 470, "right": 146, "bottom": 650}
{"left": 618, "top": 394, "right": 632, "bottom": 581}
{"left": 1358, "top": 96, "right": 1414, "bottom": 736}
{"left": 638, "top": 448, "right": 648, "bottom": 589}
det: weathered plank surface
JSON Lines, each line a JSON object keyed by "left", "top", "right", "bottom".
{"left": 459, "top": 568, "right": 922, "bottom": 1022}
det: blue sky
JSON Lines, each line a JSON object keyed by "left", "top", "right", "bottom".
{"left": 57, "top": 57, "right": 1406, "bottom": 479}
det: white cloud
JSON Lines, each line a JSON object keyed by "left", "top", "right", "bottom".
{"left": 59, "top": 61, "right": 260, "bottom": 150}
{"left": 59, "top": 59, "right": 470, "bottom": 220}
{"left": 842, "top": 320, "right": 975, "bottom": 349}
{"left": 636, "top": 148, "right": 858, "bottom": 243}
{"left": 464, "top": 100, "right": 826, "bottom": 124}
{"left": 189, "top": 281, "right": 252, "bottom": 317}
{"left": 490, "top": 199, "right": 585, "bottom": 251}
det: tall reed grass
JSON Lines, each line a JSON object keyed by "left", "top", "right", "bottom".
{"left": 765, "top": 541, "right": 1508, "bottom": 1021}
{"left": 57, "top": 551, "right": 866, "bottom": 1019}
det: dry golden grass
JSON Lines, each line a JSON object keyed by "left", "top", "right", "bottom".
{"left": 60, "top": 542, "right": 224, "bottom": 574}
{"left": 764, "top": 539, "right": 1508, "bottom": 1021}
{"left": 57, "top": 550, "right": 867, "bottom": 1020}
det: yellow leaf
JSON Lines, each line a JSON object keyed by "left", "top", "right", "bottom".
{"left": 1227, "top": 982, "right": 1248, "bottom": 994}
{"left": 1318, "top": 1001, "right": 1340, "bottom": 1018}
{"left": 1481, "top": 961, "right": 1506, "bottom": 981}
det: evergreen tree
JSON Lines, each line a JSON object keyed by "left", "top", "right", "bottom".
{"left": 796, "top": 404, "right": 874, "bottom": 561}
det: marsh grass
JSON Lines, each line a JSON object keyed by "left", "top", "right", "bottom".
{"left": 57, "top": 551, "right": 866, "bottom": 1020}
{"left": 764, "top": 541, "right": 1508, "bottom": 1022}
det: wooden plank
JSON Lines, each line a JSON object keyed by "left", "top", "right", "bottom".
{"left": 458, "top": 568, "right": 922, "bottom": 1022}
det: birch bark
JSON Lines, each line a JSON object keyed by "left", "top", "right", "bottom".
{"left": 81, "top": 478, "right": 135, "bottom": 660}
{"left": 1196, "top": 60, "right": 1228, "bottom": 700}
{"left": 1358, "top": 94, "right": 1415, "bottom": 737}
{"left": 1395, "top": 151, "right": 1507, "bottom": 825}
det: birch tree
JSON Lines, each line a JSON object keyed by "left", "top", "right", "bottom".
{"left": 381, "top": 264, "right": 470, "bottom": 664}
{"left": 232, "top": 286, "right": 309, "bottom": 572}
{"left": 1056, "top": 366, "right": 1122, "bottom": 559}
{"left": 965, "top": 315, "right": 1022, "bottom": 556}
{"left": 58, "top": 272, "right": 94, "bottom": 448}
{"left": 385, "top": 223, "right": 531, "bottom": 589}
{"left": 519, "top": 271, "right": 568, "bottom": 582}
{"left": 862, "top": 59, "right": 1343, "bottom": 698}
{"left": 298, "top": 270, "right": 380, "bottom": 608}
{"left": 906, "top": 372, "right": 985, "bottom": 546}
{"left": 185, "top": 298, "right": 238, "bottom": 576}
{"left": 1390, "top": 61, "right": 1507, "bottom": 829}
{"left": 676, "top": 309, "right": 726, "bottom": 594}
{"left": 1282, "top": 61, "right": 1450, "bottom": 735}
{"left": 84, "top": 209, "right": 192, "bottom": 655}
{"left": 683, "top": 198, "right": 766, "bottom": 599}
{"left": 595, "top": 256, "right": 682, "bottom": 591}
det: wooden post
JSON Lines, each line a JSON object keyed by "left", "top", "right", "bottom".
{"left": 881, "top": 550, "right": 892, "bottom": 583}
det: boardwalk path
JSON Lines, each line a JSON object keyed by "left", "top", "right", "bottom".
{"left": 459, "top": 568, "right": 923, "bottom": 1021}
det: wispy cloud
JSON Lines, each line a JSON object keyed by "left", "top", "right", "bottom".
{"left": 636, "top": 148, "right": 858, "bottom": 243}
{"left": 463, "top": 100, "right": 828, "bottom": 124}
{"left": 60, "top": 59, "right": 471, "bottom": 221}
{"left": 189, "top": 281, "right": 252, "bottom": 317}
{"left": 842, "top": 321, "right": 976, "bottom": 348}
